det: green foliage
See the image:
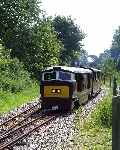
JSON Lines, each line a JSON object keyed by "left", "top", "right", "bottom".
{"left": 98, "top": 49, "right": 117, "bottom": 86}
{"left": 0, "top": 0, "right": 41, "bottom": 40}
{"left": 0, "top": 43, "right": 32, "bottom": 93}
{"left": 98, "top": 26, "right": 120, "bottom": 73}
{"left": 101, "top": 58, "right": 116, "bottom": 77}
{"left": 112, "top": 26, "right": 120, "bottom": 49}
{"left": 0, "top": 42, "right": 39, "bottom": 113}
{"left": 0, "top": 0, "right": 86, "bottom": 80}
{"left": 0, "top": 41, "right": 11, "bottom": 59}
{"left": 115, "top": 72, "right": 120, "bottom": 84}
{"left": 110, "top": 26, "right": 120, "bottom": 71}
{"left": 53, "top": 15, "right": 85, "bottom": 65}
{"left": 73, "top": 93, "right": 112, "bottom": 150}
{"left": 91, "top": 93, "right": 112, "bottom": 128}
{"left": 0, "top": 58, "right": 32, "bottom": 92}
{"left": 0, "top": 83, "right": 39, "bottom": 113}
{"left": 98, "top": 50, "right": 111, "bottom": 68}
{"left": 0, "top": 0, "right": 61, "bottom": 80}
{"left": 31, "top": 19, "right": 61, "bottom": 68}
{"left": 12, "top": 18, "right": 62, "bottom": 79}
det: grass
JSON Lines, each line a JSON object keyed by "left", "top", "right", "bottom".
{"left": 0, "top": 83, "right": 39, "bottom": 114}
{"left": 70, "top": 89, "right": 112, "bottom": 150}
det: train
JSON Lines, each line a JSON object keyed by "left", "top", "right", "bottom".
{"left": 40, "top": 66, "right": 101, "bottom": 112}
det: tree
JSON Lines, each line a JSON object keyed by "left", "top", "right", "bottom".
{"left": 0, "top": 41, "right": 32, "bottom": 93}
{"left": 112, "top": 26, "right": 120, "bottom": 49}
{"left": 97, "top": 49, "right": 111, "bottom": 68}
{"left": 78, "top": 50, "right": 88, "bottom": 66}
{"left": 53, "top": 16, "right": 85, "bottom": 65}
{"left": 97, "top": 48, "right": 117, "bottom": 86}
{"left": 110, "top": 26, "right": 120, "bottom": 68}
{"left": 100, "top": 58, "right": 116, "bottom": 86}
{"left": 0, "top": 1, "right": 62, "bottom": 79}
{"left": 0, "top": 0, "right": 42, "bottom": 70}
{"left": 0, "top": 0, "right": 43, "bottom": 66}
{"left": 0, "top": 0, "right": 41, "bottom": 41}
{"left": 97, "top": 26, "right": 120, "bottom": 85}
{"left": 110, "top": 48, "right": 120, "bottom": 62}
{"left": 10, "top": 18, "right": 62, "bottom": 79}
{"left": 87, "top": 55, "right": 98, "bottom": 68}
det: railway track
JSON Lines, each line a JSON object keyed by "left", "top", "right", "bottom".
{"left": 0, "top": 103, "right": 41, "bottom": 134}
{"left": 0, "top": 113, "right": 56, "bottom": 150}
{"left": 0, "top": 90, "right": 103, "bottom": 149}
{"left": 0, "top": 100, "right": 58, "bottom": 150}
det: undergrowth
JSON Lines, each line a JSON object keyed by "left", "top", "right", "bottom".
{"left": 0, "top": 58, "right": 32, "bottom": 93}
{"left": 0, "top": 83, "right": 39, "bottom": 114}
{"left": 0, "top": 42, "right": 40, "bottom": 114}
{"left": 90, "top": 92, "right": 112, "bottom": 128}
{"left": 0, "top": 42, "right": 33, "bottom": 93}
{"left": 72, "top": 89, "right": 112, "bottom": 150}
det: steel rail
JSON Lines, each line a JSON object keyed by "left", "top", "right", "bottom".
{"left": 0, "top": 104, "right": 41, "bottom": 136}
{"left": 0, "top": 116, "right": 55, "bottom": 150}
{"left": 0, "top": 102, "right": 40, "bottom": 128}
{"left": 0, "top": 112, "right": 42, "bottom": 141}
{"left": 0, "top": 107, "right": 41, "bottom": 136}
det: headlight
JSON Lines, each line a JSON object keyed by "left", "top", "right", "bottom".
{"left": 51, "top": 89, "right": 61, "bottom": 93}
{"left": 57, "top": 89, "right": 61, "bottom": 93}
{"left": 52, "top": 89, "right": 56, "bottom": 93}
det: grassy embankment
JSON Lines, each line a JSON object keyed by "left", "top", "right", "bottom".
{"left": 72, "top": 89, "right": 112, "bottom": 150}
{"left": 0, "top": 43, "right": 40, "bottom": 114}
{"left": 0, "top": 83, "right": 39, "bottom": 114}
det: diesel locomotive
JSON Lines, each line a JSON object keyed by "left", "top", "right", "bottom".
{"left": 40, "top": 66, "right": 101, "bottom": 112}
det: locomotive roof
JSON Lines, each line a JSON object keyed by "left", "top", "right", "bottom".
{"left": 42, "top": 66, "right": 92, "bottom": 74}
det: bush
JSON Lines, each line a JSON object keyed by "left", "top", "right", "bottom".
{"left": 0, "top": 83, "right": 39, "bottom": 113}
{"left": 0, "top": 58, "right": 32, "bottom": 93}
{"left": 91, "top": 93, "right": 112, "bottom": 128}
{"left": 0, "top": 42, "right": 33, "bottom": 93}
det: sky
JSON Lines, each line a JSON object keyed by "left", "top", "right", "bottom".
{"left": 41, "top": 0, "right": 120, "bottom": 56}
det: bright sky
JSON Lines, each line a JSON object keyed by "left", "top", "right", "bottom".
{"left": 41, "top": 0, "right": 120, "bottom": 56}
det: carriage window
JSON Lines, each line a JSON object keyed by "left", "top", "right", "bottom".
{"left": 94, "top": 73, "right": 96, "bottom": 80}
{"left": 87, "top": 74, "right": 91, "bottom": 89}
{"left": 59, "top": 71, "right": 71, "bottom": 80}
{"left": 44, "top": 72, "right": 56, "bottom": 80}
{"left": 75, "top": 74, "right": 84, "bottom": 91}
{"left": 83, "top": 74, "right": 88, "bottom": 89}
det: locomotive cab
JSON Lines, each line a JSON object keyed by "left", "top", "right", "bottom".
{"left": 40, "top": 67, "right": 76, "bottom": 112}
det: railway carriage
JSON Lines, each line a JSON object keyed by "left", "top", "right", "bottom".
{"left": 89, "top": 68, "right": 101, "bottom": 96}
{"left": 40, "top": 66, "right": 101, "bottom": 112}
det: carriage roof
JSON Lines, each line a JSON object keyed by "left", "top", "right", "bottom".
{"left": 89, "top": 67, "right": 101, "bottom": 72}
{"left": 42, "top": 66, "right": 92, "bottom": 74}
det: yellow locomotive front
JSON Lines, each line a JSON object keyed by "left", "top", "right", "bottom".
{"left": 44, "top": 85, "right": 69, "bottom": 98}
{"left": 40, "top": 67, "right": 76, "bottom": 112}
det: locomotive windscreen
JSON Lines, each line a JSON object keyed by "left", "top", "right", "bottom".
{"left": 44, "top": 71, "right": 56, "bottom": 80}
{"left": 59, "top": 71, "right": 71, "bottom": 80}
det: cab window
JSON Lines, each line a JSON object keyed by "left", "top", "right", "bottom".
{"left": 44, "top": 71, "right": 56, "bottom": 80}
{"left": 59, "top": 71, "right": 71, "bottom": 80}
